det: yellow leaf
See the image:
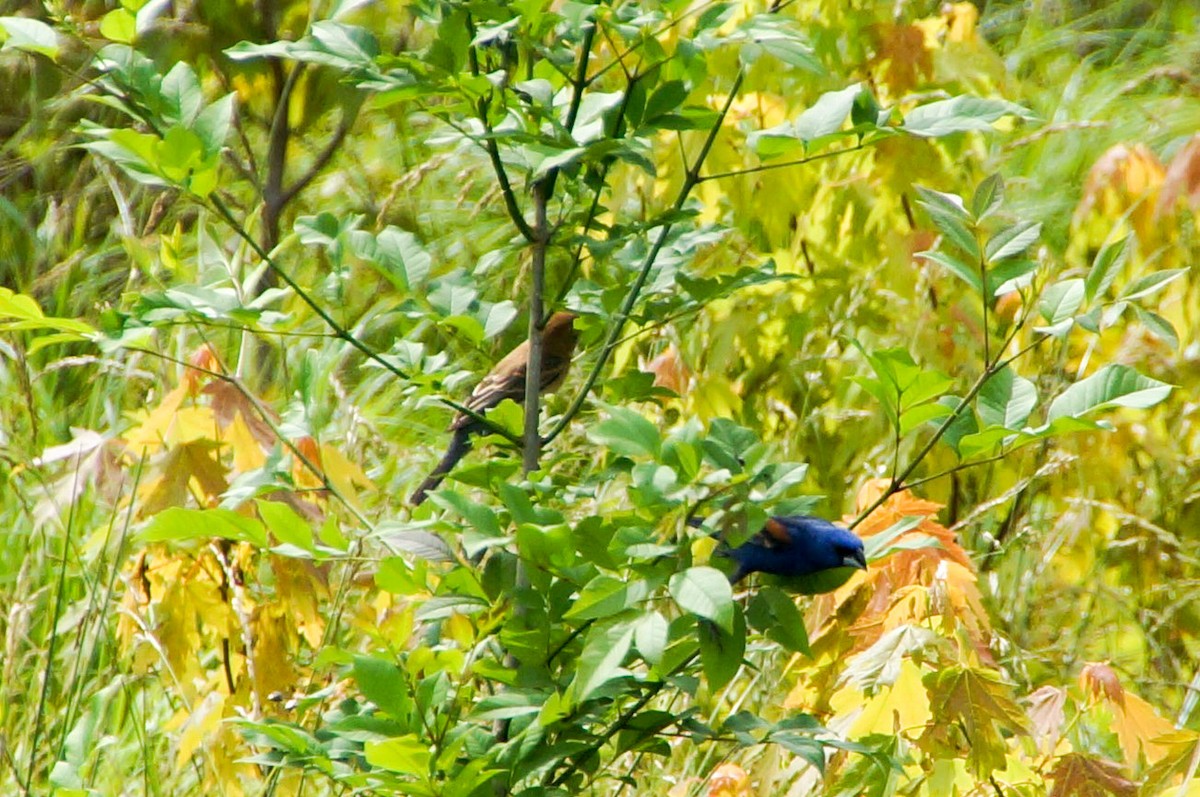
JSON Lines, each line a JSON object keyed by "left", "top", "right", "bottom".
{"left": 227, "top": 411, "right": 268, "bottom": 473}
{"left": 1141, "top": 731, "right": 1200, "bottom": 796}
{"left": 848, "top": 659, "right": 932, "bottom": 737}
{"left": 174, "top": 690, "right": 225, "bottom": 769}
{"left": 319, "top": 442, "right": 374, "bottom": 501}
{"left": 123, "top": 384, "right": 188, "bottom": 452}
{"left": 1114, "top": 693, "right": 1176, "bottom": 765}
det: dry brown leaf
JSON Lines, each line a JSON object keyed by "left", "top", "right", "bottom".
{"left": 1080, "top": 662, "right": 1125, "bottom": 707}
{"left": 1048, "top": 753, "right": 1137, "bottom": 797}
{"left": 1028, "top": 685, "right": 1068, "bottom": 754}
{"left": 1156, "top": 133, "right": 1200, "bottom": 217}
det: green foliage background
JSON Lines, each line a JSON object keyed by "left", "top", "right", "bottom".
{"left": 1, "top": 0, "right": 1199, "bottom": 795}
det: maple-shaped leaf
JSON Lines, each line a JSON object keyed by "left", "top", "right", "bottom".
{"left": 137, "top": 440, "right": 229, "bottom": 516}
{"left": 1048, "top": 753, "right": 1136, "bottom": 797}
{"left": 1028, "top": 685, "right": 1068, "bottom": 754}
{"left": 1140, "top": 731, "right": 1200, "bottom": 795}
{"left": 869, "top": 23, "right": 932, "bottom": 95}
{"left": 841, "top": 624, "right": 942, "bottom": 691}
{"left": 1079, "top": 662, "right": 1175, "bottom": 765}
{"left": 810, "top": 481, "right": 987, "bottom": 657}
{"left": 923, "top": 666, "right": 1028, "bottom": 776}
{"left": 1113, "top": 693, "right": 1175, "bottom": 766}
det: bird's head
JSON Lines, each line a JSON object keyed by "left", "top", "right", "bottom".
{"left": 765, "top": 516, "right": 867, "bottom": 572}
{"left": 544, "top": 311, "right": 580, "bottom": 356}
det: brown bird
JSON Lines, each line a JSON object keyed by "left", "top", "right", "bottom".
{"left": 410, "top": 311, "right": 580, "bottom": 505}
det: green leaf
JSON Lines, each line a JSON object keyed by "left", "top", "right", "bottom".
{"left": 0, "top": 16, "right": 59, "bottom": 58}
{"left": 1046, "top": 364, "right": 1173, "bottom": 422}
{"left": 353, "top": 656, "right": 411, "bottom": 720}
{"left": 902, "top": 96, "right": 1035, "bottom": 138}
{"left": 364, "top": 735, "right": 431, "bottom": 774}
{"left": 899, "top": 402, "right": 954, "bottom": 435}
{"left": 862, "top": 516, "right": 925, "bottom": 560}
{"left": 565, "top": 575, "right": 647, "bottom": 620}
{"left": 634, "top": 611, "right": 669, "bottom": 666}
{"left": 256, "top": 499, "right": 315, "bottom": 552}
{"left": 971, "top": 174, "right": 1004, "bottom": 220}
{"left": 985, "top": 221, "right": 1041, "bottom": 263}
{"left": 669, "top": 567, "right": 734, "bottom": 631}
{"left": 749, "top": 586, "right": 810, "bottom": 654}
{"left": 917, "top": 249, "right": 981, "bottom": 292}
{"left": 161, "top": 61, "right": 203, "bottom": 126}
{"left": 98, "top": 9, "right": 136, "bottom": 44}
{"left": 1037, "top": 279, "right": 1085, "bottom": 326}
{"left": 1134, "top": 306, "right": 1179, "bottom": 349}
{"left": 141, "top": 507, "right": 269, "bottom": 547}
{"left": 1118, "top": 268, "right": 1188, "bottom": 302}
{"left": 698, "top": 609, "right": 746, "bottom": 690}
{"left": 589, "top": 406, "right": 662, "bottom": 458}
{"left": 643, "top": 80, "right": 688, "bottom": 123}
{"left": 901, "top": 369, "right": 955, "bottom": 409}
{"left": 923, "top": 207, "right": 980, "bottom": 262}
{"left": 914, "top": 186, "right": 972, "bottom": 223}
{"left": 573, "top": 621, "right": 635, "bottom": 702}
{"left": 792, "top": 83, "right": 862, "bottom": 142}
{"left": 194, "top": 94, "right": 236, "bottom": 157}
{"left": 988, "top": 257, "right": 1038, "bottom": 296}
{"left": 1084, "top": 235, "right": 1130, "bottom": 303}
{"left": 360, "top": 227, "right": 432, "bottom": 290}
{"left": 977, "top": 368, "right": 1038, "bottom": 430}
{"left": 957, "top": 427, "right": 1020, "bottom": 459}
{"left": 738, "top": 16, "right": 822, "bottom": 73}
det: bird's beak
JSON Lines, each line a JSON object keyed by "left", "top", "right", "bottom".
{"left": 844, "top": 549, "right": 868, "bottom": 571}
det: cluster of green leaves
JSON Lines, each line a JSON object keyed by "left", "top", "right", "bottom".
{"left": 848, "top": 176, "right": 1174, "bottom": 497}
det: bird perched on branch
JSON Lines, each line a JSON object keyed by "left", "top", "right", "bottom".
{"left": 720, "top": 515, "right": 867, "bottom": 594}
{"left": 410, "top": 311, "right": 580, "bottom": 506}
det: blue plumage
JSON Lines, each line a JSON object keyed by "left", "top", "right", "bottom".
{"left": 721, "top": 515, "right": 867, "bottom": 591}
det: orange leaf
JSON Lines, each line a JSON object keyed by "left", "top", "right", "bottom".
{"left": 707, "top": 763, "right": 751, "bottom": 797}
{"left": 870, "top": 23, "right": 933, "bottom": 95}
{"left": 1114, "top": 693, "right": 1176, "bottom": 766}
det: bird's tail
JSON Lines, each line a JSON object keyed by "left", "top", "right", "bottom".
{"left": 411, "top": 430, "right": 472, "bottom": 506}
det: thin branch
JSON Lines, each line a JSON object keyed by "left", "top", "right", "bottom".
{"left": 523, "top": 181, "right": 550, "bottom": 473}
{"left": 124, "top": 346, "right": 372, "bottom": 526}
{"left": 544, "top": 70, "right": 745, "bottom": 444}
{"left": 207, "top": 195, "right": 406, "bottom": 373}
{"left": 698, "top": 144, "right": 866, "bottom": 183}
{"left": 545, "top": 652, "right": 699, "bottom": 788}
{"left": 851, "top": 333, "right": 1051, "bottom": 529}
{"left": 900, "top": 452, "right": 1011, "bottom": 491}
{"left": 278, "top": 112, "right": 356, "bottom": 208}
{"left": 467, "top": 13, "right": 535, "bottom": 242}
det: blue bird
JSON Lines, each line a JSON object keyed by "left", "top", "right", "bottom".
{"left": 720, "top": 515, "right": 867, "bottom": 594}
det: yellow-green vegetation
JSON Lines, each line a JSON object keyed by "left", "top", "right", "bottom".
{"left": 1, "top": 1, "right": 1199, "bottom": 795}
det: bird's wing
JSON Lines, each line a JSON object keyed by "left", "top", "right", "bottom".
{"left": 758, "top": 517, "right": 794, "bottom": 550}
